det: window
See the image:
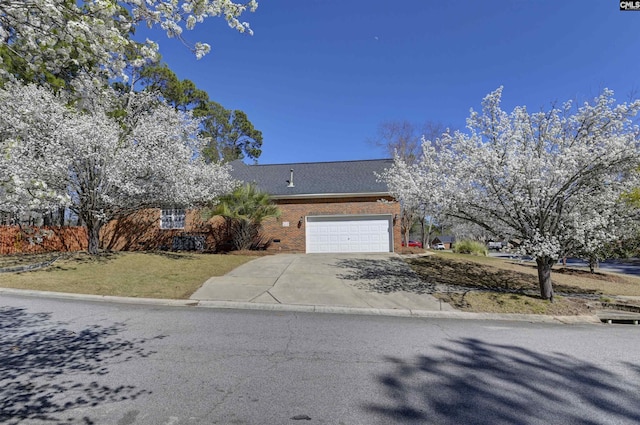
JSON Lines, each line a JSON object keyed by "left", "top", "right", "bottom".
{"left": 160, "top": 208, "right": 185, "bottom": 229}
{"left": 0, "top": 212, "right": 15, "bottom": 226}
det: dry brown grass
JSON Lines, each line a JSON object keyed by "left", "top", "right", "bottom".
{"left": 406, "top": 252, "right": 640, "bottom": 315}
{"left": 412, "top": 252, "right": 640, "bottom": 295}
{"left": 433, "top": 292, "right": 593, "bottom": 315}
{"left": 0, "top": 251, "right": 254, "bottom": 299}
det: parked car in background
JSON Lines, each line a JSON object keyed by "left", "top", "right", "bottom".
{"left": 488, "top": 241, "right": 504, "bottom": 250}
{"left": 402, "top": 240, "right": 423, "bottom": 248}
{"left": 433, "top": 243, "right": 445, "bottom": 250}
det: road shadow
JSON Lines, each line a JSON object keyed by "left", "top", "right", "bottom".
{"left": 335, "top": 257, "right": 439, "bottom": 294}
{"left": 364, "top": 337, "right": 640, "bottom": 424}
{"left": 0, "top": 306, "right": 163, "bottom": 424}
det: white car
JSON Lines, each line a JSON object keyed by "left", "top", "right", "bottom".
{"left": 488, "top": 241, "right": 504, "bottom": 250}
{"left": 433, "top": 243, "right": 445, "bottom": 250}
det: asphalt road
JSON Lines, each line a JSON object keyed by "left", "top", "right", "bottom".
{"left": 3, "top": 295, "right": 640, "bottom": 425}
{"left": 563, "top": 258, "right": 640, "bottom": 276}
{"left": 491, "top": 252, "right": 640, "bottom": 276}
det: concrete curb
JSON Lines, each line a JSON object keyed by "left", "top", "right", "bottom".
{"left": 0, "top": 287, "right": 200, "bottom": 307}
{"left": 0, "top": 287, "right": 602, "bottom": 325}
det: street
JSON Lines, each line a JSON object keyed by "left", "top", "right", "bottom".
{"left": 2, "top": 295, "right": 640, "bottom": 424}
{"left": 491, "top": 252, "right": 640, "bottom": 277}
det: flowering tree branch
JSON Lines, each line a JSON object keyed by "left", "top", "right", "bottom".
{"left": 0, "top": 0, "right": 258, "bottom": 80}
{"left": 384, "top": 87, "right": 640, "bottom": 300}
{"left": 0, "top": 80, "right": 237, "bottom": 254}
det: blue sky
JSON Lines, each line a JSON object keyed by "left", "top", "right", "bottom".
{"left": 140, "top": 1, "right": 640, "bottom": 164}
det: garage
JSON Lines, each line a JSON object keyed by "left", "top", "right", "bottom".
{"left": 305, "top": 215, "right": 393, "bottom": 253}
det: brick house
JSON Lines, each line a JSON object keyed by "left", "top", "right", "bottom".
{"left": 1, "top": 159, "right": 400, "bottom": 254}
{"left": 229, "top": 159, "right": 401, "bottom": 253}
{"left": 430, "top": 235, "right": 455, "bottom": 250}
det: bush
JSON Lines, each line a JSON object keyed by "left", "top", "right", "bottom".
{"left": 453, "top": 240, "right": 488, "bottom": 256}
{"left": 228, "top": 219, "right": 272, "bottom": 251}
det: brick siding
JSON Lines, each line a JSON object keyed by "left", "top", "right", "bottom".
{"left": 0, "top": 226, "right": 87, "bottom": 254}
{"left": 101, "top": 209, "right": 227, "bottom": 251}
{"left": 262, "top": 196, "right": 401, "bottom": 253}
{"left": 1, "top": 196, "right": 401, "bottom": 254}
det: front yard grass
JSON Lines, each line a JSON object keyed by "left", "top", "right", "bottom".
{"left": 0, "top": 251, "right": 255, "bottom": 299}
{"left": 406, "top": 252, "right": 640, "bottom": 315}
{"left": 4, "top": 250, "right": 639, "bottom": 316}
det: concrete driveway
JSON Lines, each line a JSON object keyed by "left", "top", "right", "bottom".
{"left": 190, "top": 253, "right": 453, "bottom": 311}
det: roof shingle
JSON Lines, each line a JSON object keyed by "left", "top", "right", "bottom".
{"left": 229, "top": 159, "right": 393, "bottom": 197}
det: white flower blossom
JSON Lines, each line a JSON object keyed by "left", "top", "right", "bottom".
{"left": 384, "top": 87, "right": 640, "bottom": 299}
{"left": 0, "top": 81, "right": 236, "bottom": 253}
{"left": 0, "top": 0, "right": 258, "bottom": 77}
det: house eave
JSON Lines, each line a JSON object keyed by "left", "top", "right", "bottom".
{"left": 271, "top": 192, "right": 393, "bottom": 201}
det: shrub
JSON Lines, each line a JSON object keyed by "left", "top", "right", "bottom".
{"left": 204, "top": 184, "right": 280, "bottom": 251}
{"left": 453, "top": 240, "right": 488, "bottom": 256}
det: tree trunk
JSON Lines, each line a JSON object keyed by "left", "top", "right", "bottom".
{"left": 400, "top": 209, "right": 414, "bottom": 249}
{"left": 588, "top": 257, "right": 598, "bottom": 274}
{"left": 401, "top": 226, "right": 409, "bottom": 248}
{"left": 424, "top": 217, "right": 434, "bottom": 250}
{"left": 536, "top": 257, "right": 555, "bottom": 302}
{"left": 58, "top": 207, "right": 67, "bottom": 226}
{"left": 86, "top": 219, "right": 102, "bottom": 255}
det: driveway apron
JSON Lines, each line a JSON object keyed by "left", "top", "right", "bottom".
{"left": 190, "top": 253, "right": 453, "bottom": 311}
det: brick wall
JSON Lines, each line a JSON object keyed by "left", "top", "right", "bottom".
{"left": 1, "top": 197, "right": 401, "bottom": 255}
{"left": 0, "top": 226, "right": 87, "bottom": 254}
{"left": 261, "top": 196, "right": 401, "bottom": 253}
{"left": 0, "top": 210, "right": 227, "bottom": 254}
{"left": 101, "top": 209, "right": 227, "bottom": 251}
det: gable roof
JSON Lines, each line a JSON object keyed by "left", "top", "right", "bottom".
{"left": 229, "top": 159, "right": 393, "bottom": 199}
{"left": 432, "top": 236, "right": 455, "bottom": 244}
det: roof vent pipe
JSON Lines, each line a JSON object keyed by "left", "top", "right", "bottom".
{"left": 287, "top": 169, "right": 295, "bottom": 187}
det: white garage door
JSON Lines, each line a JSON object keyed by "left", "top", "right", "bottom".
{"left": 306, "top": 215, "right": 392, "bottom": 253}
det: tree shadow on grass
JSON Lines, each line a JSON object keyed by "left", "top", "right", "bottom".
{"left": 143, "top": 250, "right": 198, "bottom": 260}
{"left": 406, "top": 256, "right": 601, "bottom": 296}
{"left": 44, "top": 251, "right": 121, "bottom": 272}
{"left": 335, "top": 257, "right": 439, "bottom": 294}
{"left": 0, "top": 306, "right": 163, "bottom": 424}
{"left": 364, "top": 337, "right": 640, "bottom": 424}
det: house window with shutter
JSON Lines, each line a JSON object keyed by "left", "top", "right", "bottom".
{"left": 160, "top": 208, "right": 185, "bottom": 229}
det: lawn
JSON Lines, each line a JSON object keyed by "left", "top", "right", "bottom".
{"left": 3, "top": 250, "right": 639, "bottom": 316}
{"left": 406, "top": 252, "right": 640, "bottom": 315}
{"left": 0, "top": 251, "right": 255, "bottom": 299}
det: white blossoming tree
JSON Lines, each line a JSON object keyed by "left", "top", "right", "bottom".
{"left": 387, "top": 88, "right": 640, "bottom": 301}
{"left": 559, "top": 187, "right": 637, "bottom": 273}
{"left": 0, "top": 81, "right": 236, "bottom": 254}
{"left": 372, "top": 121, "right": 450, "bottom": 248}
{"left": 0, "top": 0, "right": 258, "bottom": 80}
{"left": 378, "top": 139, "right": 449, "bottom": 248}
